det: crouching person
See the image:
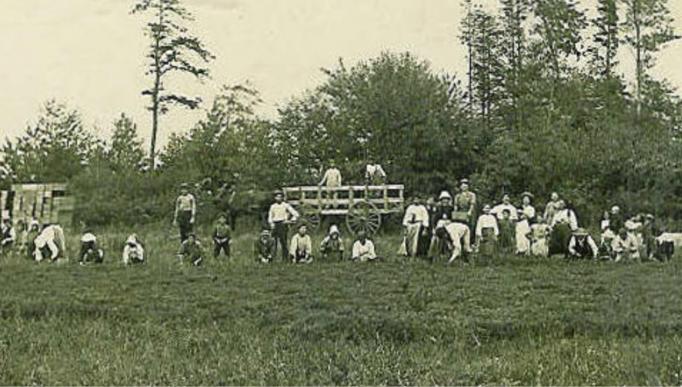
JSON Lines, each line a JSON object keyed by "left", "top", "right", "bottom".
{"left": 213, "top": 215, "right": 232, "bottom": 259}
{"left": 437, "top": 221, "right": 472, "bottom": 264}
{"left": 290, "top": 224, "right": 313, "bottom": 264}
{"left": 320, "top": 224, "right": 344, "bottom": 261}
{"left": 352, "top": 231, "right": 379, "bottom": 262}
{"left": 34, "top": 224, "right": 66, "bottom": 262}
{"left": 122, "top": 234, "right": 145, "bottom": 265}
{"left": 0, "top": 217, "right": 17, "bottom": 255}
{"left": 79, "top": 231, "right": 104, "bottom": 265}
{"left": 567, "top": 228, "right": 598, "bottom": 260}
{"left": 254, "top": 229, "right": 276, "bottom": 263}
{"left": 177, "top": 233, "right": 204, "bottom": 266}
{"left": 612, "top": 228, "right": 639, "bottom": 262}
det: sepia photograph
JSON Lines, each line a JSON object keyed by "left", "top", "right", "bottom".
{"left": 1, "top": 0, "right": 682, "bottom": 385}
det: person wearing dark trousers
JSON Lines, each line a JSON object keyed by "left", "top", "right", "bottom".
{"left": 213, "top": 215, "right": 232, "bottom": 259}
{"left": 173, "top": 183, "right": 196, "bottom": 243}
{"left": 268, "top": 191, "right": 300, "bottom": 262}
{"left": 177, "top": 234, "right": 204, "bottom": 266}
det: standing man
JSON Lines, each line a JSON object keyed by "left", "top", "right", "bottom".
{"left": 268, "top": 190, "right": 300, "bottom": 262}
{"left": 454, "top": 178, "right": 477, "bottom": 227}
{"left": 319, "top": 160, "right": 343, "bottom": 208}
{"left": 400, "top": 197, "right": 430, "bottom": 258}
{"left": 365, "top": 158, "right": 387, "bottom": 185}
{"left": 173, "top": 183, "right": 196, "bottom": 243}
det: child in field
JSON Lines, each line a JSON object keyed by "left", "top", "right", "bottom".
{"left": 177, "top": 233, "right": 204, "bottom": 266}
{"left": 79, "top": 230, "right": 105, "bottom": 265}
{"left": 25, "top": 220, "right": 40, "bottom": 260}
{"left": 320, "top": 224, "right": 344, "bottom": 261}
{"left": 515, "top": 211, "right": 531, "bottom": 256}
{"left": 352, "top": 231, "right": 378, "bottom": 262}
{"left": 475, "top": 205, "right": 499, "bottom": 258}
{"left": 213, "top": 215, "right": 232, "bottom": 259}
{"left": 530, "top": 217, "right": 550, "bottom": 258}
{"left": 289, "top": 224, "right": 313, "bottom": 264}
{"left": 122, "top": 234, "right": 145, "bottom": 265}
{"left": 498, "top": 209, "right": 515, "bottom": 254}
{"left": 255, "top": 229, "right": 276, "bottom": 263}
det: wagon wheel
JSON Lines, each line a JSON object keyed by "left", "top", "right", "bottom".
{"left": 346, "top": 200, "right": 382, "bottom": 236}
{"left": 297, "top": 204, "right": 321, "bottom": 231}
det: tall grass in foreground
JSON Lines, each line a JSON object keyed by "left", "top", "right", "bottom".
{"left": 0, "top": 223, "right": 681, "bottom": 385}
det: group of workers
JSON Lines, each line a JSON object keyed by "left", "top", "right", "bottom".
{"left": 0, "top": 162, "right": 676, "bottom": 266}
{"left": 399, "top": 179, "right": 675, "bottom": 263}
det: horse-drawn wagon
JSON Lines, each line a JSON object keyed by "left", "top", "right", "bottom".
{"left": 282, "top": 184, "right": 405, "bottom": 235}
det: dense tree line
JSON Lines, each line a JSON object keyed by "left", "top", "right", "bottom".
{"left": 0, "top": 0, "right": 680, "bottom": 227}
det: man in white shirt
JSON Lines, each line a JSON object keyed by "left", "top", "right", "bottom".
{"left": 352, "top": 231, "right": 378, "bottom": 262}
{"left": 492, "top": 195, "right": 518, "bottom": 221}
{"left": 290, "top": 224, "right": 313, "bottom": 264}
{"left": 438, "top": 222, "right": 472, "bottom": 264}
{"left": 173, "top": 183, "right": 197, "bottom": 243}
{"left": 268, "top": 191, "right": 300, "bottom": 262}
{"left": 400, "top": 197, "right": 430, "bottom": 257}
{"left": 34, "top": 224, "right": 66, "bottom": 262}
{"left": 365, "top": 159, "right": 387, "bottom": 185}
{"left": 319, "top": 160, "right": 342, "bottom": 208}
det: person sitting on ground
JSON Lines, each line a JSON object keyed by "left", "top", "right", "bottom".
{"left": 492, "top": 194, "right": 519, "bottom": 221}
{"left": 352, "top": 231, "right": 378, "bottom": 262}
{"left": 289, "top": 224, "right": 313, "bottom": 264}
{"left": 34, "top": 223, "right": 66, "bottom": 262}
{"left": 530, "top": 216, "right": 550, "bottom": 258}
{"left": 475, "top": 205, "right": 499, "bottom": 257}
{"left": 612, "top": 228, "right": 639, "bottom": 262}
{"left": 654, "top": 233, "right": 675, "bottom": 261}
{"left": 515, "top": 210, "right": 531, "bottom": 256}
{"left": 213, "top": 215, "right": 232, "bottom": 259}
{"left": 437, "top": 221, "right": 472, "bottom": 264}
{"left": 568, "top": 228, "right": 599, "bottom": 259}
{"left": 254, "top": 229, "right": 276, "bottom": 263}
{"left": 177, "top": 233, "right": 204, "bottom": 266}
{"left": 400, "top": 196, "right": 430, "bottom": 258}
{"left": 79, "top": 230, "right": 104, "bottom": 265}
{"left": 320, "top": 224, "right": 345, "bottom": 261}
{"left": 0, "top": 217, "right": 17, "bottom": 255}
{"left": 122, "top": 234, "right": 145, "bottom": 265}
{"left": 498, "top": 209, "right": 516, "bottom": 254}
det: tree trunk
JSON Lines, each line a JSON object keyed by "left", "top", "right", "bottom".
{"left": 149, "top": 3, "right": 164, "bottom": 170}
{"left": 634, "top": 0, "right": 642, "bottom": 119}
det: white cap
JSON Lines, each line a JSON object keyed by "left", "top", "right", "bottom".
{"left": 81, "top": 233, "right": 97, "bottom": 243}
{"left": 438, "top": 191, "right": 452, "bottom": 200}
{"left": 329, "top": 225, "right": 340, "bottom": 235}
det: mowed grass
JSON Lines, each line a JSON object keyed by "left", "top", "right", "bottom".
{"left": 1, "top": 223, "right": 682, "bottom": 385}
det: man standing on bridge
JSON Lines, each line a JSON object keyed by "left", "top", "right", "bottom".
{"left": 173, "top": 183, "right": 196, "bottom": 243}
{"left": 268, "top": 191, "right": 300, "bottom": 262}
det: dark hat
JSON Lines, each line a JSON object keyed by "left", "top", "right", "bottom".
{"left": 273, "top": 190, "right": 284, "bottom": 197}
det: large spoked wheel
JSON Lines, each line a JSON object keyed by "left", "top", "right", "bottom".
{"left": 346, "top": 200, "right": 382, "bottom": 236}
{"left": 297, "top": 204, "right": 321, "bottom": 231}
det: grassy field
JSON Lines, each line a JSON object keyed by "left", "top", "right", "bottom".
{"left": 1, "top": 223, "right": 682, "bottom": 385}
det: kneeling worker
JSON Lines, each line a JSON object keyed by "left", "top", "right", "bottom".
{"left": 567, "top": 228, "right": 599, "bottom": 259}
{"left": 437, "top": 221, "right": 473, "bottom": 264}
{"left": 177, "top": 233, "right": 204, "bottom": 266}
{"left": 34, "top": 223, "right": 66, "bottom": 262}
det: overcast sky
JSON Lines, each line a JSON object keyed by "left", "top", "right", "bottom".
{"left": 1, "top": 0, "right": 681, "bottom": 149}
